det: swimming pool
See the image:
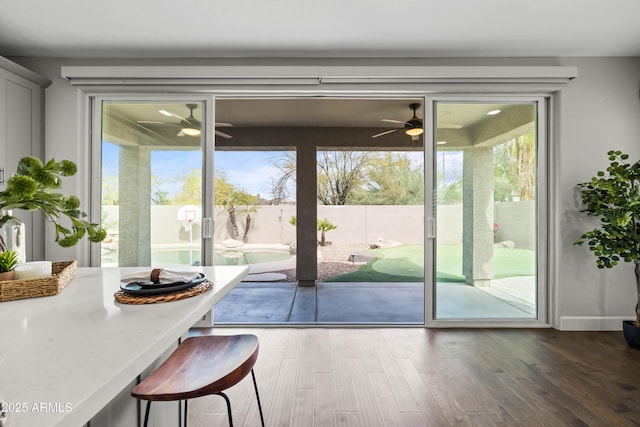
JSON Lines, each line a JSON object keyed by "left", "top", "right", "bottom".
{"left": 101, "top": 246, "right": 294, "bottom": 268}
{"left": 214, "top": 249, "right": 293, "bottom": 266}
{"left": 146, "top": 248, "right": 293, "bottom": 266}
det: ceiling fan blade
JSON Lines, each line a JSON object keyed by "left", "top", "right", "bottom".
{"left": 159, "top": 109, "right": 187, "bottom": 121}
{"left": 215, "top": 122, "right": 233, "bottom": 127}
{"left": 381, "top": 119, "right": 405, "bottom": 125}
{"left": 177, "top": 129, "right": 231, "bottom": 138}
{"left": 372, "top": 129, "right": 398, "bottom": 138}
{"left": 437, "top": 123, "right": 464, "bottom": 129}
{"left": 137, "top": 120, "right": 178, "bottom": 125}
{"left": 215, "top": 130, "right": 233, "bottom": 139}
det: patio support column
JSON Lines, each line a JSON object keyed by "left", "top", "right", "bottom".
{"left": 462, "top": 147, "right": 494, "bottom": 287}
{"left": 119, "top": 145, "right": 152, "bottom": 266}
{"left": 296, "top": 144, "right": 317, "bottom": 287}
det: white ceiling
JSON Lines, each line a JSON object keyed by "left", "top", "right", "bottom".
{"left": 1, "top": 0, "right": 640, "bottom": 58}
{"left": 3, "top": 1, "right": 636, "bottom": 140}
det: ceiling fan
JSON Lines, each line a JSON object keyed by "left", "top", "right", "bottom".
{"left": 372, "top": 103, "right": 463, "bottom": 140}
{"left": 137, "top": 103, "right": 233, "bottom": 139}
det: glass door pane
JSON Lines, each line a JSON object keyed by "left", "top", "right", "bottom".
{"left": 315, "top": 149, "right": 425, "bottom": 323}
{"left": 434, "top": 102, "right": 538, "bottom": 320}
{"left": 212, "top": 150, "right": 297, "bottom": 272}
{"left": 100, "top": 101, "right": 206, "bottom": 267}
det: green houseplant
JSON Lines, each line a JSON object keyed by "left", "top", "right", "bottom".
{"left": 0, "top": 250, "right": 19, "bottom": 280}
{"left": 0, "top": 156, "right": 106, "bottom": 254}
{"left": 574, "top": 150, "right": 640, "bottom": 346}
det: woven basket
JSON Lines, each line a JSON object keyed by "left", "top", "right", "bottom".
{"left": 0, "top": 261, "right": 77, "bottom": 302}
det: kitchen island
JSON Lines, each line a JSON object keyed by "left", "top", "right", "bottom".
{"left": 0, "top": 265, "right": 248, "bottom": 427}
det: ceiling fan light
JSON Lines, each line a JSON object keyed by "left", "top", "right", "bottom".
{"left": 405, "top": 114, "right": 423, "bottom": 137}
{"left": 179, "top": 104, "right": 202, "bottom": 136}
{"left": 405, "top": 117, "right": 424, "bottom": 136}
{"left": 181, "top": 127, "right": 201, "bottom": 136}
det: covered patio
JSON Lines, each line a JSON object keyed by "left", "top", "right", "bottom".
{"left": 214, "top": 277, "right": 535, "bottom": 324}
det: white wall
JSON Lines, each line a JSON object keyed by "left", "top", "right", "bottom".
{"left": 555, "top": 57, "right": 640, "bottom": 330}
{"left": 12, "top": 56, "right": 640, "bottom": 330}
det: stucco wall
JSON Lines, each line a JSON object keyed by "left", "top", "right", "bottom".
{"left": 104, "top": 205, "right": 428, "bottom": 246}
{"left": 495, "top": 201, "right": 535, "bottom": 249}
{"left": 13, "top": 56, "right": 640, "bottom": 330}
{"left": 103, "top": 203, "right": 526, "bottom": 247}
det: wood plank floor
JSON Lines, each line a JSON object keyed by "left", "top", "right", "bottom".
{"left": 185, "top": 328, "right": 640, "bottom": 427}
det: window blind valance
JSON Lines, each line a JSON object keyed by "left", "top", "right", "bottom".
{"left": 61, "top": 65, "right": 577, "bottom": 87}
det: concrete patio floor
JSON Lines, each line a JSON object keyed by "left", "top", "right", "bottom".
{"left": 214, "top": 278, "right": 536, "bottom": 324}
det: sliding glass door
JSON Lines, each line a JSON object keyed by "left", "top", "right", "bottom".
{"left": 431, "top": 98, "right": 547, "bottom": 323}
{"left": 94, "top": 97, "right": 214, "bottom": 267}
{"left": 92, "top": 94, "right": 547, "bottom": 326}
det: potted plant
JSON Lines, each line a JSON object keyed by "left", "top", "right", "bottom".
{"left": 574, "top": 150, "right": 640, "bottom": 348}
{"left": 0, "top": 156, "right": 106, "bottom": 258}
{"left": 0, "top": 250, "right": 19, "bottom": 281}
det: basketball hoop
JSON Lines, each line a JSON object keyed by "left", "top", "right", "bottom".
{"left": 177, "top": 205, "right": 202, "bottom": 265}
{"left": 177, "top": 205, "right": 202, "bottom": 223}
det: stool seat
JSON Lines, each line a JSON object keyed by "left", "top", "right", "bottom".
{"left": 132, "top": 334, "right": 259, "bottom": 401}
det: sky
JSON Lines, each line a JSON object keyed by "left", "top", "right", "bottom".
{"left": 103, "top": 142, "right": 288, "bottom": 198}
{"left": 103, "top": 141, "right": 462, "bottom": 200}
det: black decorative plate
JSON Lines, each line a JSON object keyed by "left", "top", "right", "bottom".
{"left": 120, "top": 273, "right": 206, "bottom": 295}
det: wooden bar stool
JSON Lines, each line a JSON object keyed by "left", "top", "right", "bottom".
{"left": 132, "top": 334, "right": 265, "bottom": 427}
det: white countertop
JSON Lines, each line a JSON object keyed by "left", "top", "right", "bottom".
{"left": 0, "top": 265, "right": 248, "bottom": 427}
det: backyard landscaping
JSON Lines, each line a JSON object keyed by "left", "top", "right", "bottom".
{"left": 271, "top": 243, "right": 535, "bottom": 283}
{"left": 324, "top": 244, "right": 535, "bottom": 282}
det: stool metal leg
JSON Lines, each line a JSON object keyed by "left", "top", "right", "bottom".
{"left": 251, "top": 369, "right": 265, "bottom": 427}
{"left": 142, "top": 400, "right": 187, "bottom": 427}
{"left": 216, "top": 392, "right": 233, "bottom": 427}
{"left": 143, "top": 401, "right": 151, "bottom": 427}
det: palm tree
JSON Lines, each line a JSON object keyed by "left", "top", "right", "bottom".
{"left": 219, "top": 189, "right": 256, "bottom": 240}
{"left": 290, "top": 215, "right": 337, "bottom": 246}
{"left": 317, "top": 218, "right": 337, "bottom": 246}
{"left": 507, "top": 132, "right": 536, "bottom": 201}
{"left": 240, "top": 204, "right": 258, "bottom": 243}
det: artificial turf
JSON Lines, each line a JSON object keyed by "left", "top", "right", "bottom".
{"left": 325, "top": 244, "right": 535, "bottom": 282}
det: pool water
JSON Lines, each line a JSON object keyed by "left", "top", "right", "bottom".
{"left": 214, "top": 250, "right": 293, "bottom": 266}
{"left": 147, "top": 249, "right": 293, "bottom": 266}
{"left": 151, "top": 249, "right": 202, "bottom": 265}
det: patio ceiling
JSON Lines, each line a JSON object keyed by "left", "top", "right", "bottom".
{"left": 107, "top": 99, "right": 523, "bottom": 150}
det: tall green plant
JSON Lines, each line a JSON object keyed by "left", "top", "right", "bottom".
{"left": 0, "top": 157, "right": 106, "bottom": 248}
{"left": 574, "top": 150, "right": 640, "bottom": 327}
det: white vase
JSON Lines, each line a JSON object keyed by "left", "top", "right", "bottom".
{"left": 0, "top": 211, "right": 26, "bottom": 264}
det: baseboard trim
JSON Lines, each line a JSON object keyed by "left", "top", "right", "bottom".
{"left": 558, "top": 316, "right": 629, "bottom": 331}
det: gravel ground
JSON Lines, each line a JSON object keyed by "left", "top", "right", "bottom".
{"left": 273, "top": 243, "right": 373, "bottom": 282}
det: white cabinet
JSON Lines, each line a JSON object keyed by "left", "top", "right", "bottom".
{"left": 0, "top": 56, "right": 50, "bottom": 260}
